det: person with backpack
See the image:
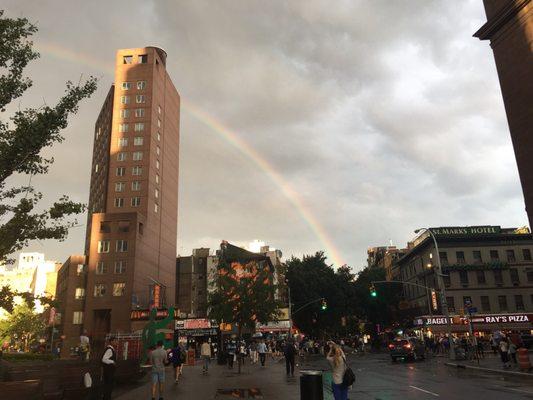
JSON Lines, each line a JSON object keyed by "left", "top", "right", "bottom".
{"left": 284, "top": 340, "right": 297, "bottom": 377}
{"left": 101, "top": 336, "right": 118, "bottom": 400}
{"left": 327, "top": 342, "right": 350, "bottom": 400}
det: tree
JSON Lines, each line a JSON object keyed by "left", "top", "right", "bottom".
{"left": 0, "top": 284, "right": 57, "bottom": 314}
{"left": 285, "top": 252, "right": 356, "bottom": 337}
{"left": 208, "top": 260, "right": 282, "bottom": 373}
{"left": 0, "top": 303, "right": 46, "bottom": 351}
{"left": 0, "top": 10, "right": 97, "bottom": 264}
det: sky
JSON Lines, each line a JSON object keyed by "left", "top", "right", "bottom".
{"left": 2, "top": 0, "right": 528, "bottom": 270}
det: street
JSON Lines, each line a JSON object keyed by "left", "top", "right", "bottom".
{"left": 116, "top": 352, "right": 533, "bottom": 399}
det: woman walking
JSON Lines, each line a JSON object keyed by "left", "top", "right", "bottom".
{"left": 326, "top": 342, "right": 349, "bottom": 400}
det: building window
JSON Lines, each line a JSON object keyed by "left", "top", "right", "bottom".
{"left": 443, "top": 274, "right": 451, "bottom": 288}
{"left": 100, "top": 221, "right": 111, "bottom": 233}
{"left": 133, "top": 151, "right": 143, "bottom": 161}
{"left": 118, "top": 220, "right": 130, "bottom": 233}
{"left": 476, "top": 270, "right": 486, "bottom": 284}
{"left": 115, "top": 182, "right": 125, "bottom": 192}
{"left": 120, "top": 109, "right": 130, "bottom": 118}
{"left": 137, "top": 80, "right": 146, "bottom": 90}
{"left": 515, "top": 295, "right": 525, "bottom": 311}
{"left": 456, "top": 251, "right": 465, "bottom": 264}
{"left": 116, "top": 240, "right": 128, "bottom": 252}
{"left": 119, "top": 123, "right": 128, "bottom": 133}
{"left": 113, "top": 283, "right": 126, "bottom": 297}
{"left": 94, "top": 284, "right": 106, "bottom": 297}
{"left": 494, "top": 269, "right": 503, "bottom": 285}
{"left": 459, "top": 270, "right": 468, "bottom": 286}
{"left": 523, "top": 249, "right": 532, "bottom": 261}
{"left": 135, "top": 108, "right": 145, "bottom": 117}
{"left": 123, "top": 55, "right": 133, "bottom": 64}
{"left": 134, "top": 137, "right": 144, "bottom": 146}
{"left": 473, "top": 251, "right": 482, "bottom": 264}
{"left": 510, "top": 268, "right": 519, "bottom": 284}
{"left": 507, "top": 249, "right": 516, "bottom": 263}
{"left": 480, "top": 296, "right": 490, "bottom": 312}
{"left": 132, "top": 181, "right": 141, "bottom": 191}
{"left": 75, "top": 288, "right": 85, "bottom": 300}
{"left": 132, "top": 166, "right": 142, "bottom": 176}
{"left": 154, "top": 203, "right": 159, "bottom": 213}
{"left": 490, "top": 250, "right": 499, "bottom": 261}
{"left": 134, "top": 122, "right": 144, "bottom": 132}
{"left": 155, "top": 189, "right": 159, "bottom": 199}
{"left": 117, "top": 152, "right": 127, "bottom": 161}
{"left": 121, "top": 82, "right": 132, "bottom": 90}
{"left": 116, "top": 167, "right": 126, "bottom": 176}
{"left": 114, "top": 198, "right": 124, "bottom": 208}
{"left": 114, "top": 261, "right": 126, "bottom": 274}
{"left": 136, "top": 94, "right": 145, "bottom": 103}
{"left": 498, "top": 295, "right": 508, "bottom": 311}
{"left": 156, "top": 160, "right": 160, "bottom": 169}
{"left": 527, "top": 270, "right": 533, "bottom": 282}
{"left": 96, "top": 261, "right": 107, "bottom": 274}
{"left": 138, "top": 54, "right": 148, "bottom": 64}
{"left": 76, "top": 264, "right": 86, "bottom": 275}
{"left": 118, "top": 138, "right": 128, "bottom": 147}
{"left": 120, "top": 95, "right": 130, "bottom": 104}
{"left": 155, "top": 174, "right": 159, "bottom": 184}
{"left": 446, "top": 296, "right": 455, "bottom": 312}
{"left": 97, "top": 240, "right": 110, "bottom": 253}
{"left": 138, "top": 222, "right": 144, "bottom": 234}
{"left": 73, "top": 311, "right": 84, "bottom": 324}
{"left": 131, "top": 197, "right": 141, "bottom": 207}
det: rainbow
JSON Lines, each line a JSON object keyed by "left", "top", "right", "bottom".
{"left": 37, "top": 41, "right": 346, "bottom": 267}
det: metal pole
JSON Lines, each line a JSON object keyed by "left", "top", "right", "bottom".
{"left": 288, "top": 284, "right": 292, "bottom": 335}
{"left": 424, "top": 229, "right": 456, "bottom": 360}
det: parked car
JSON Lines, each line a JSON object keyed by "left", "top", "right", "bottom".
{"left": 389, "top": 338, "right": 425, "bottom": 362}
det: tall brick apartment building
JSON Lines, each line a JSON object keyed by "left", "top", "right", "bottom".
{"left": 56, "top": 47, "right": 180, "bottom": 354}
{"left": 475, "top": 0, "right": 533, "bottom": 228}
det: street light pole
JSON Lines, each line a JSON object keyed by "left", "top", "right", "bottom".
{"left": 415, "top": 228, "right": 456, "bottom": 360}
{"left": 287, "top": 283, "right": 292, "bottom": 335}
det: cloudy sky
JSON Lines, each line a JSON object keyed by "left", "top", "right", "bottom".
{"left": 3, "top": 1, "right": 528, "bottom": 270}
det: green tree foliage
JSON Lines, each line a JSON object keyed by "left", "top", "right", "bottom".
{"left": 0, "top": 284, "right": 57, "bottom": 314}
{"left": 0, "top": 10, "right": 97, "bottom": 264}
{"left": 0, "top": 303, "right": 46, "bottom": 351}
{"left": 286, "top": 253, "right": 402, "bottom": 337}
{"left": 208, "top": 260, "right": 282, "bottom": 372}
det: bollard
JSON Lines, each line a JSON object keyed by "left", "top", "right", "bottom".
{"left": 518, "top": 348, "right": 531, "bottom": 371}
{"left": 300, "top": 370, "right": 323, "bottom": 400}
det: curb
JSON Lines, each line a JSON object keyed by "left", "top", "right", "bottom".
{"left": 445, "top": 362, "right": 533, "bottom": 378}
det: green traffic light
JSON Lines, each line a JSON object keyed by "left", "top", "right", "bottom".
{"left": 321, "top": 300, "right": 327, "bottom": 310}
{"left": 371, "top": 291, "right": 377, "bottom": 297}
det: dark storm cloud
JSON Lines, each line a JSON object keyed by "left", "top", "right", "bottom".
{"left": 1, "top": 0, "right": 527, "bottom": 269}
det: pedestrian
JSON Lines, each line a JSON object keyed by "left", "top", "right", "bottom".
{"left": 508, "top": 341, "right": 517, "bottom": 364}
{"left": 326, "top": 342, "right": 348, "bottom": 400}
{"left": 101, "top": 336, "right": 118, "bottom": 400}
{"left": 149, "top": 340, "right": 168, "bottom": 400}
{"left": 476, "top": 340, "right": 484, "bottom": 359}
{"left": 79, "top": 330, "right": 90, "bottom": 361}
{"left": 257, "top": 339, "right": 267, "bottom": 367}
{"left": 250, "top": 340, "right": 258, "bottom": 364}
{"left": 499, "top": 338, "right": 511, "bottom": 368}
{"left": 490, "top": 334, "right": 498, "bottom": 355}
{"left": 201, "top": 340, "right": 211, "bottom": 374}
{"left": 168, "top": 343, "right": 183, "bottom": 383}
{"left": 227, "top": 340, "right": 236, "bottom": 369}
{"left": 284, "top": 340, "right": 297, "bottom": 377}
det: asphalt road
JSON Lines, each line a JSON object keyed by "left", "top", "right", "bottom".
{"left": 307, "top": 353, "right": 533, "bottom": 399}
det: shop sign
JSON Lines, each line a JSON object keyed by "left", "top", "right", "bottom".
{"left": 131, "top": 308, "right": 174, "bottom": 321}
{"left": 429, "top": 226, "right": 501, "bottom": 236}
{"left": 175, "top": 318, "right": 212, "bottom": 330}
{"left": 177, "top": 328, "right": 218, "bottom": 337}
{"left": 431, "top": 290, "right": 438, "bottom": 311}
{"left": 470, "top": 314, "right": 533, "bottom": 324}
{"left": 256, "top": 320, "right": 291, "bottom": 332}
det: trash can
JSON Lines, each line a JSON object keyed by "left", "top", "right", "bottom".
{"left": 300, "top": 370, "right": 323, "bottom": 400}
{"left": 518, "top": 348, "right": 532, "bottom": 371}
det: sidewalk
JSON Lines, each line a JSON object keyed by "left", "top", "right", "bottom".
{"left": 116, "top": 356, "right": 301, "bottom": 399}
{"left": 444, "top": 353, "right": 533, "bottom": 378}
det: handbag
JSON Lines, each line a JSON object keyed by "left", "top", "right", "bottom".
{"left": 342, "top": 356, "right": 356, "bottom": 387}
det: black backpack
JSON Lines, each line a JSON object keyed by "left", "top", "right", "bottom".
{"left": 342, "top": 356, "right": 356, "bottom": 387}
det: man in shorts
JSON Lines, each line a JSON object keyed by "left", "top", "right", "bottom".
{"left": 150, "top": 340, "right": 168, "bottom": 400}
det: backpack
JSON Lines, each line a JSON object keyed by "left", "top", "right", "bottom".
{"left": 342, "top": 356, "right": 356, "bottom": 387}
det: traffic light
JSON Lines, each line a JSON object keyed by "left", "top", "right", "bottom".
{"left": 370, "top": 284, "right": 377, "bottom": 297}
{"left": 321, "top": 299, "right": 327, "bottom": 310}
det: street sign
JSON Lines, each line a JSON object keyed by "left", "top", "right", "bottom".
{"left": 468, "top": 307, "right": 477, "bottom": 315}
